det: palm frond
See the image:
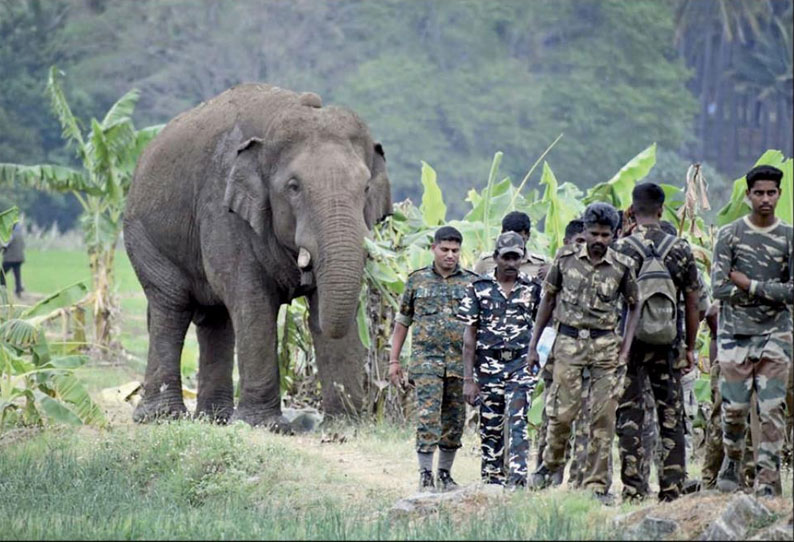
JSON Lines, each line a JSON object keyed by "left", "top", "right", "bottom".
{"left": 100, "top": 88, "right": 140, "bottom": 130}
{"left": 45, "top": 66, "right": 86, "bottom": 160}
{"left": 0, "top": 163, "right": 97, "bottom": 196}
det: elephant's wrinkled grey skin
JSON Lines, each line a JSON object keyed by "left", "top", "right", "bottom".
{"left": 123, "top": 84, "right": 391, "bottom": 429}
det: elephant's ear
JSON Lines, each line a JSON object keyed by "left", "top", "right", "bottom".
{"left": 224, "top": 137, "right": 268, "bottom": 236}
{"left": 364, "top": 143, "right": 392, "bottom": 229}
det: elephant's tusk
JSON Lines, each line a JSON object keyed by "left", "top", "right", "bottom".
{"left": 298, "top": 247, "right": 311, "bottom": 269}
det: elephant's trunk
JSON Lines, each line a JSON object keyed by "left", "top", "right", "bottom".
{"left": 312, "top": 204, "right": 366, "bottom": 339}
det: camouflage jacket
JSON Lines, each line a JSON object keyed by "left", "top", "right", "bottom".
{"left": 544, "top": 243, "right": 638, "bottom": 330}
{"left": 396, "top": 264, "right": 478, "bottom": 377}
{"left": 456, "top": 271, "right": 540, "bottom": 353}
{"left": 473, "top": 250, "right": 548, "bottom": 281}
{"left": 613, "top": 224, "right": 700, "bottom": 295}
{"left": 712, "top": 216, "right": 793, "bottom": 336}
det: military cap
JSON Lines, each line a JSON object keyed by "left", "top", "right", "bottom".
{"left": 495, "top": 231, "right": 525, "bottom": 257}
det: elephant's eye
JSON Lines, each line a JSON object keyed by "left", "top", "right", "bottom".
{"left": 286, "top": 179, "right": 301, "bottom": 195}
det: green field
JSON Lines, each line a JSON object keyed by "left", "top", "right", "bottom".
{"left": 1, "top": 249, "right": 791, "bottom": 540}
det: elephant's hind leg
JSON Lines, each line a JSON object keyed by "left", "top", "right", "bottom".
{"left": 194, "top": 305, "right": 235, "bottom": 423}
{"left": 133, "top": 302, "right": 193, "bottom": 423}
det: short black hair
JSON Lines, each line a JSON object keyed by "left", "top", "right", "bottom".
{"left": 563, "top": 219, "right": 584, "bottom": 242}
{"left": 632, "top": 182, "right": 666, "bottom": 217}
{"left": 615, "top": 210, "right": 624, "bottom": 234}
{"left": 583, "top": 202, "right": 619, "bottom": 230}
{"left": 434, "top": 225, "right": 462, "bottom": 244}
{"left": 746, "top": 165, "right": 783, "bottom": 190}
{"left": 501, "top": 211, "right": 531, "bottom": 234}
{"left": 660, "top": 220, "right": 677, "bottom": 236}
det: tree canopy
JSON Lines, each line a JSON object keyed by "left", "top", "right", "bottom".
{"left": 1, "top": 0, "right": 791, "bottom": 227}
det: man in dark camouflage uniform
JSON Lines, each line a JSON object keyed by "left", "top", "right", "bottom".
{"left": 389, "top": 226, "right": 477, "bottom": 492}
{"left": 528, "top": 203, "right": 639, "bottom": 502}
{"left": 458, "top": 231, "right": 540, "bottom": 487}
{"left": 613, "top": 183, "right": 701, "bottom": 503}
{"left": 712, "top": 165, "right": 793, "bottom": 498}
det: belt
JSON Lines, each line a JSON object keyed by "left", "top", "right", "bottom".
{"left": 481, "top": 348, "right": 527, "bottom": 361}
{"left": 558, "top": 324, "right": 613, "bottom": 340}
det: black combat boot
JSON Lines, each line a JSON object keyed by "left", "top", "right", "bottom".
{"left": 529, "top": 463, "right": 559, "bottom": 490}
{"left": 716, "top": 458, "right": 740, "bottom": 493}
{"left": 436, "top": 469, "right": 459, "bottom": 492}
{"left": 419, "top": 469, "right": 435, "bottom": 492}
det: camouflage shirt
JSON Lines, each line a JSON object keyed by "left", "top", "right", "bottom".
{"left": 613, "top": 224, "right": 700, "bottom": 294}
{"left": 543, "top": 243, "right": 638, "bottom": 330}
{"left": 396, "top": 264, "right": 478, "bottom": 377}
{"left": 456, "top": 271, "right": 540, "bottom": 352}
{"left": 712, "top": 216, "right": 793, "bottom": 336}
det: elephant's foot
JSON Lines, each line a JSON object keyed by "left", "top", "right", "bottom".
{"left": 194, "top": 399, "right": 234, "bottom": 425}
{"left": 132, "top": 395, "right": 188, "bottom": 423}
{"left": 230, "top": 405, "right": 293, "bottom": 434}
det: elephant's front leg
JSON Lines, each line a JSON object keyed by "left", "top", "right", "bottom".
{"left": 308, "top": 291, "right": 365, "bottom": 417}
{"left": 227, "top": 288, "right": 290, "bottom": 431}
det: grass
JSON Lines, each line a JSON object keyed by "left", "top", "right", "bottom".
{"left": 0, "top": 422, "right": 618, "bottom": 540}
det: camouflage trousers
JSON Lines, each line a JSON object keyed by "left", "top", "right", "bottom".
{"left": 680, "top": 370, "right": 698, "bottom": 465}
{"left": 638, "top": 376, "right": 661, "bottom": 494}
{"left": 542, "top": 333, "right": 624, "bottom": 494}
{"left": 565, "top": 369, "right": 592, "bottom": 488}
{"left": 616, "top": 344, "right": 686, "bottom": 501}
{"left": 477, "top": 358, "right": 537, "bottom": 485}
{"left": 702, "top": 360, "right": 755, "bottom": 489}
{"left": 536, "top": 360, "right": 578, "bottom": 472}
{"left": 413, "top": 373, "right": 465, "bottom": 453}
{"left": 718, "top": 330, "right": 792, "bottom": 491}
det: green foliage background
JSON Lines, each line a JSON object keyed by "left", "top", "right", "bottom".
{"left": 0, "top": 0, "right": 748, "bottom": 227}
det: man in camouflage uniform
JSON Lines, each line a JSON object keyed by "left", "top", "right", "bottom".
{"left": 712, "top": 165, "right": 793, "bottom": 498}
{"left": 458, "top": 231, "right": 540, "bottom": 487}
{"left": 613, "top": 183, "right": 701, "bottom": 503}
{"left": 389, "top": 226, "right": 478, "bottom": 492}
{"left": 536, "top": 219, "right": 587, "bottom": 486}
{"left": 701, "top": 300, "right": 755, "bottom": 489}
{"left": 635, "top": 221, "right": 711, "bottom": 495}
{"left": 474, "top": 211, "right": 548, "bottom": 281}
{"left": 528, "top": 203, "right": 639, "bottom": 502}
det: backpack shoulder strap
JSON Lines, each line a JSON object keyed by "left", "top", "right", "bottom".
{"left": 656, "top": 234, "right": 677, "bottom": 261}
{"left": 625, "top": 235, "right": 651, "bottom": 260}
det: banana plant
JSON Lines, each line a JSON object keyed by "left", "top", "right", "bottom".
{"left": 1, "top": 277, "right": 104, "bottom": 432}
{"left": 0, "top": 67, "right": 163, "bottom": 351}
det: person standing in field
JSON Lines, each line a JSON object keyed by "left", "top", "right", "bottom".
{"left": 1, "top": 221, "right": 26, "bottom": 298}
{"left": 528, "top": 202, "right": 639, "bottom": 503}
{"left": 536, "top": 218, "right": 586, "bottom": 487}
{"left": 474, "top": 211, "right": 548, "bottom": 281}
{"left": 458, "top": 231, "right": 540, "bottom": 487}
{"left": 712, "top": 164, "right": 793, "bottom": 498}
{"left": 388, "top": 226, "right": 477, "bottom": 492}
{"left": 612, "top": 185, "right": 701, "bottom": 503}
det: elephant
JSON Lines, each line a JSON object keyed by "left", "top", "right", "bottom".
{"left": 123, "top": 84, "right": 391, "bottom": 428}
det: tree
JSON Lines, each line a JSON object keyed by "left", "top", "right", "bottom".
{"left": 0, "top": 67, "right": 163, "bottom": 352}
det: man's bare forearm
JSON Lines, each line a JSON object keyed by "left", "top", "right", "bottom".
{"left": 620, "top": 302, "right": 639, "bottom": 357}
{"left": 389, "top": 322, "right": 409, "bottom": 362}
{"left": 463, "top": 325, "right": 477, "bottom": 379}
